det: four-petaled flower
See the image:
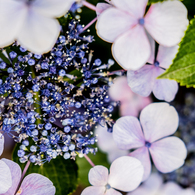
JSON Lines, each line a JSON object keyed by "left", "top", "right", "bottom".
{"left": 0, "top": 0, "right": 75, "bottom": 53}
{"left": 96, "top": 0, "right": 188, "bottom": 70}
{"left": 81, "top": 156, "right": 144, "bottom": 195}
{"left": 127, "top": 44, "right": 179, "bottom": 102}
{"left": 113, "top": 103, "right": 187, "bottom": 181}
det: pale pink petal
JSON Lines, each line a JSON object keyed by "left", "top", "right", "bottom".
{"left": 127, "top": 65, "right": 155, "bottom": 97}
{"left": 96, "top": 3, "right": 112, "bottom": 17}
{"left": 112, "top": 25, "right": 151, "bottom": 70}
{"left": 81, "top": 186, "right": 105, "bottom": 195}
{"left": 150, "top": 137, "right": 187, "bottom": 173}
{"left": 160, "top": 182, "right": 182, "bottom": 195}
{"left": 20, "top": 173, "right": 55, "bottom": 195}
{"left": 153, "top": 68, "right": 178, "bottom": 102}
{"left": 89, "top": 166, "right": 109, "bottom": 186}
{"left": 147, "top": 33, "right": 156, "bottom": 64}
{"left": 0, "top": 0, "right": 27, "bottom": 47}
{"left": 140, "top": 103, "right": 179, "bottom": 142}
{"left": 120, "top": 101, "right": 140, "bottom": 117}
{"left": 1, "top": 158, "right": 21, "bottom": 195}
{"left": 112, "top": 0, "right": 148, "bottom": 18}
{"left": 95, "top": 125, "right": 128, "bottom": 163}
{"left": 96, "top": 8, "right": 136, "bottom": 42}
{"left": 157, "top": 45, "right": 179, "bottom": 69}
{"left": 145, "top": 1, "right": 189, "bottom": 47}
{"left": 109, "top": 76, "right": 134, "bottom": 102}
{"left": 17, "top": 10, "right": 60, "bottom": 54}
{"left": 32, "top": 0, "right": 75, "bottom": 17}
{"left": 129, "top": 147, "right": 151, "bottom": 181}
{"left": 0, "top": 133, "right": 4, "bottom": 156}
{"left": 128, "top": 173, "right": 163, "bottom": 195}
{"left": 108, "top": 156, "right": 144, "bottom": 192}
{"left": 181, "top": 188, "right": 195, "bottom": 195}
{"left": 0, "top": 160, "right": 12, "bottom": 194}
{"left": 105, "top": 188, "right": 122, "bottom": 195}
{"left": 107, "top": 150, "right": 129, "bottom": 163}
{"left": 113, "top": 116, "right": 145, "bottom": 150}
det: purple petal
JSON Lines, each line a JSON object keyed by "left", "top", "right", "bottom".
{"left": 113, "top": 116, "right": 145, "bottom": 150}
{"left": 0, "top": 160, "right": 12, "bottom": 194}
{"left": 0, "top": 133, "right": 4, "bottom": 156}
{"left": 153, "top": 68, "right": 178, "bottom": 102}
{"left": 127, "top": 65, "right": 155, "bottom": 97}
{"left": 145, "top": 1, "right": 188, "bottom": 47}
{"left": 19, "top": 173, "right": 55, "bottom": 195}
{"left": 1, "top": 158, "right": 21, "bottom": 195}
{"left": 81, "top": 186, "right": 105, "bottom": 195}
{"left": 157, "top": 45, "right": 179, "bottom": 69}
{"left": 140, "top": 103, "right": 179, "bottom": 142}
{"left": 96, "top": 7, "right": 136, "bottom": 43}
{"left": 150, "top": 137, "right": 187, "bottom": 173}
{"left": 108, "top": 156, "right": 144, "bottom": 192}
{"left": 112, "top": 25, "right": 151, "bottom": 70}
{"left": 129, "top": 147, "right": 151, "bottom": 181}
{"left": 112, "top": 0, "right": 148, "bottom": 18}
{"left": 88, "top": 165, "right": 109, "bottom": 186}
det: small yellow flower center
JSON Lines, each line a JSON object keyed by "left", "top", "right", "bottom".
{"left": 16, "top": 188, "right": 23, "bottom": 195}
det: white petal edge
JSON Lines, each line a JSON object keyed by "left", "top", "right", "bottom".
{"left": 150, "top": 136, "right": 187, "bottom": 173}
{"left": 108, "top": 156, "right": 144, "bottom": 192}
{"left": 112, "top": 25, "right": 151, "bottom": 70}
{"left": 0, "top": 160, "right": 12, "bottom": 194}
{"left": 89, "top": 165, "right": 109, "bottom": 186}
{"left": 113, "top": 116, "right": 145, "bottom": 150}
{"left": 81, "top": 186, "right": 105, "bottom": 195}
{"left": 96, "top": 7, "right": 137, "bottom": 43}
{"left": 140, "top": 103, "right": 179, "bottom": 142}
{"left": 0, "top": 133, "right": 4, "bottom": 156}
{"left": 145, "top": 1, "right": 189, "bottom": 47}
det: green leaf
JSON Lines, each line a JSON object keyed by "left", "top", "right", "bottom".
{"left": 77, "top": 151, "right": 109, "bottom": 186}
{"left": 13, "top": 145, "right": 78, "bottom": 195}
{"left": 158, "top": 18, "right": 195, "bottom": 87}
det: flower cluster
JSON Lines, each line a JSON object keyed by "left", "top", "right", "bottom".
{"left": 0, "top": 20, "right": 116, "bottom": 164}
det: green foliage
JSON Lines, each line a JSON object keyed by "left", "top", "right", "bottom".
{"left": 158, "top": 18, "right": 195, "bottom": 87}
{"left": 77, "top": 151, "right": 109, "bottom": 186}
{"left": 13, "top": 145, "right": 78, "bottom": 195}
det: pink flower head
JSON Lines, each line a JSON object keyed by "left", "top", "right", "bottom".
{"left": 127, "top": 45, "right": 179, "bottom": 102}
{"left": 0, "top": 159, "right": 55, "bottom": 195}
{"left": 0, "top": 133, "right": 4, "bottom": 156}
{"left": 96, "top": 0, "right": 188, "bottom": 70}
{"left": 0, "top": 0, "right": 75, "bottom": 54}
{"left": 95, "top": 125, "right": 129, "bottom": 163}
{"left": 113, "top": 103, "right": 187, "bottom": 181}
{"left": 128, "top": 173, "right": 195, "bottom": 195}
{"left": 81, "top": 156, "right": 144, "bottom": 195}
{"left": 109, "top": 76, "right": 151, "bottom": 116}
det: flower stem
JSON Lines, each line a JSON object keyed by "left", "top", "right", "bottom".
{"left": 84, "top": 154, "right": 95, "bottom": 167}
{"left": 82, "top": 1, "right": 101, "bottom": 12}
{"left": 82, "top": 17, "right": 97, "bottom": 32}
{"left": 15, "top": 160, "right": 31, "bottom": 194}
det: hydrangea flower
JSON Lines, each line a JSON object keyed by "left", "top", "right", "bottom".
{"left": 128, "top": 173, "right": 195, "bottom": 195}
{"left": 127, "top": 44, "right": 179, "bottom": 102}
{"left": 0, "top": 0, "right": 75, "bottom": 53}
{"left": 113, "top": 103, "right": 187, "bottom": 181}
{"left": 96, "top": 0, "right": 188, "bottom": 70}
{"left": 0, "top": 158, "right": 55, "bottom": 195}
{"left": 95, "top": 125, "right": 128, "bottom": 163}
{"left": 81, "top": 156, "right": 144, "bottom": 195}
{"left": 109, "top": 76, "right": 151, "bottom": 116}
